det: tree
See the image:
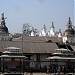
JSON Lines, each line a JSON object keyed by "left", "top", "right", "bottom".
{"left": 22, "top": 23, "right": 38, "bottom": 36}
{"left": 22, "top": 23, "right": 31, "bottom": 36}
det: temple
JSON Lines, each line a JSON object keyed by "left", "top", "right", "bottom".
{"left": 63, "top": 17, "right": 75, "bottom": 44}
{"left": 0, "top": 13, "right": 75, "bottom": 75}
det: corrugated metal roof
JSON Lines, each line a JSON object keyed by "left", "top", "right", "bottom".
{"left": 0, "top": 41, "right": 58, "bottom": 53}
{"left": 12, "top": 36, "right": 59, "bottom": 43}
{"left": 0, "top": 36, "right": 59, "bottom": 53}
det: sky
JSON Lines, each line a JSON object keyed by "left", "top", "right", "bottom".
{"left": 0, "top": 0, "right": 74, "bottom": 34}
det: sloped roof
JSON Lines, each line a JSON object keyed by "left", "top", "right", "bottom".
{"left": 46, "top": 56, "right": 75, "bottom": 60}
{"left": 0, "top": 40, "right": 58, "bottom": 54}
{"left": 5, "top": 47, "right": 20, "bottom": 50}
{"left": 12, "top": 36, "right": 59, "bottom": 43}
{"left": 12, "top": 36, "right": 47, "bottom": 42}
{"left": 3, "top": 51, "right": 11, "bottom": 53}
{"left": 45, "top": 37, "right": 59, "bottom": 42}
{"left": 70, "top": 45, "right": 75, "bottom": 52}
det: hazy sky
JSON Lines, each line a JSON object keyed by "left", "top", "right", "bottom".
{"left": 0, "top": 0, "right": 74, "bottom": 34}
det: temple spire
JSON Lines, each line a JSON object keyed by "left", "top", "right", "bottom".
{"left": 67, "top": 17, "right": 72, "bottom": 29}
{"left": 39, "top": 25, "right": 46, "bottom": 36}
{"left": 30, "top": 27, "right": 35, "bottom": 36}
{"left": 0, "top": 13, "right": 7, "bottom": 26}
{"left": 48, "top": 21, "right": 55, "bottom": 37}
{"left": 41, "top": 24, "right": 46, "bottom": 36}
{"left": 58, "top": 29, "right": 62, "bottom": 37}
{"left": 50, "top": 22, "right": 54, "bottom": 29}
{"left": 1, "top": 13, "right": 5, "bottom": 20}
{"left": 0, "top": 13, "right": 8, "bottom": 33}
